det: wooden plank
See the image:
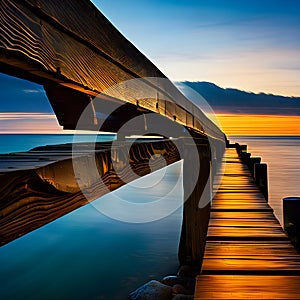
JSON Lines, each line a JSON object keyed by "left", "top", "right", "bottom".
{"left": 215, "top": 189, "right": 262, "bottom": 193}
{"left": 217, "top": 188, "right": 261, "bottom": 193}
{"left": 212, "top": 203, "right": 271, "bottom": 209}
{"left": 210, "top": 211, "right": 276, "bottom": 219}
{"left": 213, "top": 193, "right": 266, "bottom": 200}
{"left": 222, "top": 170, "right": 251, "bottom": 175}
{"left": 211, "top": 208, "right": 274, "bottom": 213}
{"left": 208, "top": 218, "right": 281, "bottom": 227}
{"left": 196, "top": 147, "right": 300, "bottom": 299}
{"left": 195, "top": 275, "right": 300, "bottom": 299}
{"left": 222, "top": 173, "right": 251, "bottom": 177}
{"left": 201, "top": 258, "right": 300, "bottom": 274}
{"left": 216, "top": 184, "right": 256, "bottom": 189}
{"left": 212, "top": 200, "right": 269, "bottom": 205}
{"left": 207, "top": 227, "right": 289, "bottom": 241}
{"left": 218, "top": 181, "right": 258, "bottom": 186}
{"left": 204, "top": 241, "right": 298, "bottom": 257}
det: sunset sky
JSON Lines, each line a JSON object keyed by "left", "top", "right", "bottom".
{"left": 216, "top": 114, "right": 300, "bottom": 136}
{"left": 94, "top": 0, "right": 300, "bottom": 97}
{"left": 0, "top": 0, "right": 300, "bottom": 136}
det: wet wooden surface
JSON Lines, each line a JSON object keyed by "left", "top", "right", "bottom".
{"left": 195, "top": 275, "right": 300, "bottom": 299}
{"left": 0, "top": 140, "right": 180, "bottom": 246}
{"left": 195, "top": 148, "right": 300, "bottom": 299}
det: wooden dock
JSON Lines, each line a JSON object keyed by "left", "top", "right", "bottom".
{"left": 194, "top": 147, "right": 300, "bottom": 299}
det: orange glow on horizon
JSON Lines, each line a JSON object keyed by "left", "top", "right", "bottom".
{"left": 0, "top": 112, "right": 299, "bottom": 136}
{"left": 0, "top": 113, "right": 115, "bottom": 134}
{"left": 0, "top": 113, "right": 65, "bottom": 134}
{"left": 216, "top": 114, "right": 300, "bottom": 136}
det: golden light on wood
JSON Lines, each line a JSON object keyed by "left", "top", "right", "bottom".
{"left": 195, "top": 148, "right": 300, "bottom": 299}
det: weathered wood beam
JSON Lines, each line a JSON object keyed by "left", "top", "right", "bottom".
{"left": 0, "top": 0, "right": 162, "bottom": 87}
{"left": 0, "top": 0, "right": 224, "bottom": 142}
{"left": 179, "top": 139, "right": 212, "bottom": 268}
{"left": 0, "top": 139, "right": 180, "bottom": 246}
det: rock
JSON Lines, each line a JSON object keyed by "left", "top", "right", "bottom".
{"left": 161, "top": 276, "right": 195, "bottom": 288}
{"left": 128, "top": 280, "right": 173, "bottom": 300}
{"left": 172, "top": 284, "right": 187, "bottom": 295}
{"left": 172, "top": 294, "right": 194, "bottom": 300}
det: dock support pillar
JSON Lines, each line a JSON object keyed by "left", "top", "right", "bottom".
{"left": 254, "top": 163, "right": 268, "bottom": 201}
{"left": 248, "top": 157, "right": 261, "bottom": 176}
{"left": 283, "top": 197, "right": 300, "bottom": 231}
{"left": 283, "top": 197, "right": 300, "bottom": 251}
{"left": 240, "top": 152, "right": 251, "bottom": 163}
{"left": 178, "top": 141, "right": 211, "bottom": 272}
{"left": 236, "top": 144, "right": 247, "bottom": 156}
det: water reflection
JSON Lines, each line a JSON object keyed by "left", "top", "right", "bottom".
{"left": 0, "top": 162, "right": 183, "bottom": 300}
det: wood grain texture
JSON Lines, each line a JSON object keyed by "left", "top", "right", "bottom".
{"left": 179, "top": 143, "right": 211, "bottom": 267}
{"left": 195, "top": 275, "right": 300, "bottom": 299}
{"left": 204, "top": 241, "right": 299, "bottom": 257}
{"left": 195, "top": 148, "right": 300, "bottom": 299}
{"left": 0, "top": 0, "right": 224, "bottom": 141}
{"left": 23, "top": 0, "right": 164, "bottom": 79}
{"left": 0, "top": 140, "right": 180, "bottom": 246}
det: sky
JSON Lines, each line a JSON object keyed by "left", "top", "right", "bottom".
{"left": 0, "top": 0, "right": 300, "bottom": 135}
{"left": 93, "top": 0, "right": 300, "bottom": 97}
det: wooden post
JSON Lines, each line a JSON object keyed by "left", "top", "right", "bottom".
{"left": 240, "top": 145, "right": 247, "bottom": 154}
{"left": 178, "top": 141, "right": 211, "bottom": 271}
{"left": 240, "top": 152, "right": 251, "bottom": 165}
{"left": 248, "top": 157, "right": 261, "bottom": 176}
{"left": 236, "top": 144, "right": 247, "bottom": 156}
{"left": 226, "top": 138, "right": 230, "bottom": 148}
{"left": 283, "top": 197, "right": 300, "bottom": 250}
{"left": 283, "top": 197, "right": 300, "bottom": 230}
{"left": 235, "top": 143, "right": 240, "bottom": 154}
{"left": 254, "top": 163, "right": 268, "bottom": 201}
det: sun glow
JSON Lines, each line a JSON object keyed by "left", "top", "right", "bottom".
{"left": 216, "top": 114, "right": 300, "bottom": 136}
{"left": 0, "top": 113, "right": 65, "bottom": 134}
{"left": 1, "top": 112, "right": 299, "bottom": 136}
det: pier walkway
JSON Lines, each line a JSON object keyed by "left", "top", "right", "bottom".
{"left": 194, "top": 147, "right": 300, "bottom": 299}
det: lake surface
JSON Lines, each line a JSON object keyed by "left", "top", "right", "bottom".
{"left": 0, "top": 134, "right": 299, "bottom": 299}
{"left": 0, "top": 134, "right": 183, "bottom": 300}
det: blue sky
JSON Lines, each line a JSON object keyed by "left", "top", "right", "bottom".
{"left": 92, "top": 0, "right": 300, "bottom": 96}
{"left": 0, "top": 0, "right": 300, "bottom": 133}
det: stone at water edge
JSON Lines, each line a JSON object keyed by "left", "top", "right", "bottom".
{"left": 128, "top": 280, "right": 172, "bottom": 300}
{"left": 172, "top": 284, "right": 188, "bottom": 296}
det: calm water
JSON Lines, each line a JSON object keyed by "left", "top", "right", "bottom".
{"left": 0, "top": 134, "right": 116, "bottom": 154}
{"left": 230, "top": 136, "right": 300, "bottom": 225}
{"left": 0, "top": 134, "right": 299, "bottom": 299}
{"left": 0, "top": 134, "right": 183, "bottom": 300}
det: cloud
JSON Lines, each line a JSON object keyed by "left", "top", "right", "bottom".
{"left": 271, "top": 62, "right": 300, "bottom": 71}
{"left": 23, "top": 89, "right": 44, "bottom": 93}
{"left": 0, "top": 113, "right": 64, "bottom": 133}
